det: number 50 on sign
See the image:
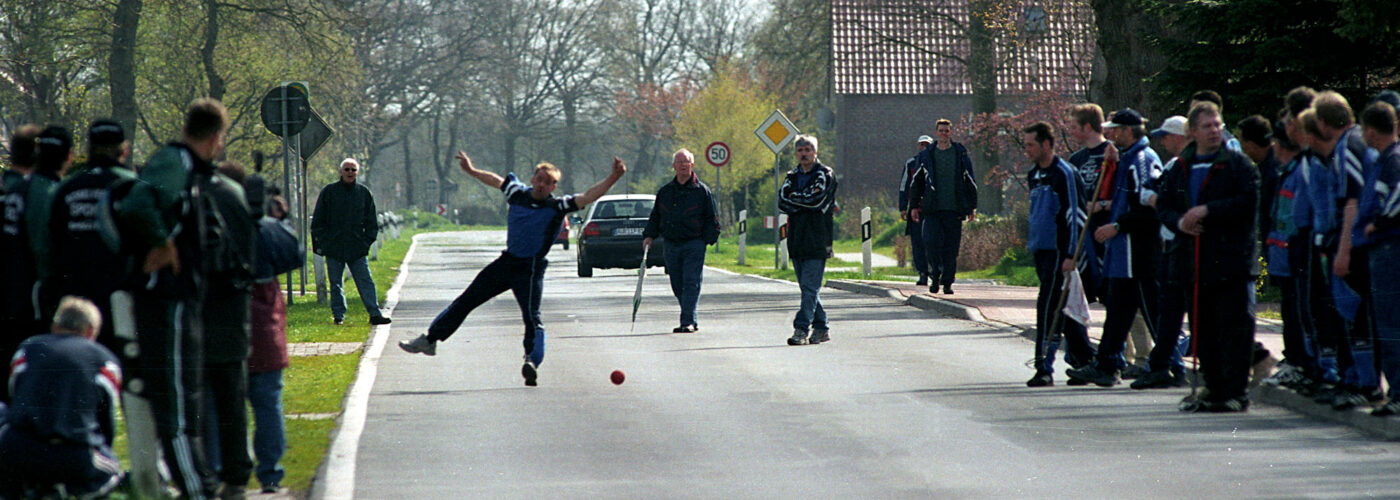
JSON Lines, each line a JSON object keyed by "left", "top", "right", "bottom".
{"left": 706, "top": 141, "right": 730, "bottom": 167}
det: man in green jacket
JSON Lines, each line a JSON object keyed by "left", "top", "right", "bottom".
{"left": 117, "top": 98, "right": 229, "bottom": 499}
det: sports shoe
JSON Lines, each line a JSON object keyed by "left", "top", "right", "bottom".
{"left": 1371, "top": 400, "right": 1400, "bottom": 417}
{"left": 398, "top": 334, "right": 437, "bottom": 356}
{"left": 1129, "top": 370, "right": 1178, "bottom": 390}
{"left": 808, "top": 329, "right": 830, "bottom": 344}
{"left": 522, "top": 356, "right": 538, "bottom": 386}
{"left": 672, "top": 324, "right": 698, "bottom": 333}
{"left": 370, "top": 316, "right": 392, "bottom": 325}
{"left": 1066, "top": 364, "right": 1119, "bottom": 387}
{"left": 1026, "top": 372, "right": 1053, "bottom": 387}
{"left": 1197, "top": 396, "right": 1249, "bottom": 413}
{"left": 1121, "top": 364, "right": 1149, "bottom": 380}
{"left": 1331, "top": 390, "right": 1371, "bottom": 411}
{"left": 787, "top": 329, "right": 809, "bottom": 346}
{"left": 916, "top": 274, "right": 928, "bottom": 286}
{"left": 334, "top": 318, "right": 344, "bottom": 325}
{"left": 1262, "top": 361, "right": 1303, "bottom": 387}
{"left": 219, "top": 484, "right": 246, "bottom": 500}
{"left": 1312, "top": 383, "right": 1340, "bottom": 404}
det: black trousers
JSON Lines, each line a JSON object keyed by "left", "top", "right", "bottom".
{"left": 1095, "top": 276, "right": 1159, "bottom": 370}
{"left": 1197, "top": 278, "right": 1257, "bottom": 401}
{"left": 203, "top": 360, "right": 252, "bottom": 487}
{"left": 921, "top": 211, "right": 963, "bottom": 287}
{"left": 1033, "top": 249, "right": 1095, "bottom": 373}
{"left": 131, "top": 293, "right": 217, "bottom": 497}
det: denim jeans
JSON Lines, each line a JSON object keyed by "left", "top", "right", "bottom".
{"left": 247, "top": 370, "right": 286, "bottom": 488}
{"left": 663, "top": 238, "right": 706, "bottom": 327}
{"left": 327, "top": 255, "right": 382, "bottom": 320}
{"left": 792, "top": 258, "right": 828, "bottom": 332}
{"left": 1369, "top": 239, "right": 1400, "bottom": 399}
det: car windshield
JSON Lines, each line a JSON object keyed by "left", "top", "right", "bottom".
{"left": 592, "top": 199, "right": 654, "bottom": 220}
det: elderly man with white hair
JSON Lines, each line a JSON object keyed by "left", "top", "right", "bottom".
{"left": 311, "top": 157, "right": 391, "bottom": 326}
{"left": 643, "top": 149, "right": 722, "bottom": 333}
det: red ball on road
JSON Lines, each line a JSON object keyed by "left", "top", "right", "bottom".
{"left": 611, "top": 370, "right": 625, "bottom": 385}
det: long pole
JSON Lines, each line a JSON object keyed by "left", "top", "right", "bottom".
{"left": 774, "top": 154, "right": 781, "bottom": 270}
{"left": 295, "top": 135, "right": 308, "bottom": 297}
{"left": 280, "top": 85, "right": 294, "bottom": 305}
{"left": 1041, "top": 157, "right": 1114, "bottom": 369}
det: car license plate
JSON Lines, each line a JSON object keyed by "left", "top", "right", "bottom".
{"left": 614, "top": 227, "right": 643, "bottom": 236}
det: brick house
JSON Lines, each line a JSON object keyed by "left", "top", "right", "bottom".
{"left": 831, "top": 0, "right": 1096, "bottom": 207}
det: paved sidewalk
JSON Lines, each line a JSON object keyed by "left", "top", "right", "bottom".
{"left": 289, "top": 342, "right": 363, "bottom": 357}
{"left": 827, "top": 278, "right": 1400, "bottom": 439}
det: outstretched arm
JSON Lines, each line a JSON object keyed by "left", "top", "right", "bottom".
{"left": 457, "top": 152, "right": 504, "bottom": 189}
{"left": 574, "top": 157, "right": 628, "bottom": 206}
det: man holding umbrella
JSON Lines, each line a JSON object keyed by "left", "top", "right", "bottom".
{"left": 643, "top": 149, "right": 721, "bottom": 333}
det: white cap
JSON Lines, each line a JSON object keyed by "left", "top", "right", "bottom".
{"left": 917, "top": 135, "right": 933, "bottom": 144}
{"left": 1150, "top": 116, "right": 1188, "bottom": 137}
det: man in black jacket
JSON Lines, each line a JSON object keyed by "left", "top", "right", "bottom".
{"left": 908, "top": 119, "right": 977, "bottom": 294}
{"left": 643, "top": 149, "right": 721, "bottom": 333}
{"left": 781, "top": 135, "right": 839, "bottom": 346}
{"left": 311, "top": 158, "right": 390, "bottom": 326}
{"left": 1156, "top": 102, "right": 1259, "bottom": 412}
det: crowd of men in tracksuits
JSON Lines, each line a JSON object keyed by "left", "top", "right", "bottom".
{"left": 1013, "top": 88, "right": 1400, "bottom": 415}
{"left": 0, "top": 99, "right": 301, "bottom": 499}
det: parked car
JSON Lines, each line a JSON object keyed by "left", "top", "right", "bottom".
{"left": 555, "top": 216, "right": 570, "bottom": 249}
{"left": 576, "top": 194, "right": 665, "bottom": 277}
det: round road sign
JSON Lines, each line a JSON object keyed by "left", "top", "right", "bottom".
{"left": 705, "top": 141, "right": 730, "bottom": 167}
{"left": 260, "top": 84, "right": 311, "bottom": 137}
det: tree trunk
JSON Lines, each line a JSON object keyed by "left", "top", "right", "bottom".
{"left": 401, "top": 133, "right": 417, "bottom": 210}
{"left": 1090, "top": 0, "right": 1167, "bottom": 120}
{"left": 562, "top": 95, "right": 577, "bottom": 193}
{"left": 109, "top": 0, "right": 142, "bottom": 138}
{"left": 201, "top": 0, "right": 225, "bottom": 100}
{"left": 968, "top": 0, "right": 1002, "bottom": 215}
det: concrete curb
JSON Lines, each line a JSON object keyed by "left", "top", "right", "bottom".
{"left": 1251, "top": 385, "right": 1400, "bottom": 440}
{"left": 826, "top": 279, "right": 1020, "bottom": 334}
{"left": 827, "top": 278, "right": 1400, "bottom": 440}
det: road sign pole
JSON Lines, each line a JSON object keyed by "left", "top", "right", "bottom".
{"left": 774, "top": 154, "right": 781, "bottom": 270}
{"left": 280, "top": 85, "right": 295, "bottom": 305}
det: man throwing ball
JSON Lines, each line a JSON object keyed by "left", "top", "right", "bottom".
{"left": 399, "top": 153, "right": 626, "bottom": 386}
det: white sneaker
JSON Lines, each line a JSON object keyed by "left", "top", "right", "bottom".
{"left": 1262, "top": 361, "right": 1301, "bottom": 386}
{"left": 398, "top": 334, "right": 437, "bottom": 356}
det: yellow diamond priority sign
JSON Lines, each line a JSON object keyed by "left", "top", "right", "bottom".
{"left": 754, "top": 109, "right": 799, "bottom": 155}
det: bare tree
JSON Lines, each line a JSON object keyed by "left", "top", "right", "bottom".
{"left": 600, "top": 0, "right": 694, "bottom": 177}
{"left": 0, "top": 1, "right": 94, "bottom": 127}
{"left": 332, "top": 0, "right": 492, "bottom": 204}
{"left": 687, "top": 0, "right": 755, "bottom": 74}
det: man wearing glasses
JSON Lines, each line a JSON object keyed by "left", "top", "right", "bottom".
{"left": 311, "top": 158, "right": 391, "bottom": 326}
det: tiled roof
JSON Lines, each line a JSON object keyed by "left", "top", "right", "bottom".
{"left": 833, "top": 0, "right": 1095, "bottom": 96}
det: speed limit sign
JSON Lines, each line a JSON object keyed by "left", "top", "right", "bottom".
{"left": 705, "top": 141, "right": 730, "bottom": 167}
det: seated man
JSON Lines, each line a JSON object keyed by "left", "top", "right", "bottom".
{"left": 0, "top": 296, "right": 123, "bottom": 498}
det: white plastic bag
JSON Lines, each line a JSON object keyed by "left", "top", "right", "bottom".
{"left": 1062, "top": 269, "right": 1091, "bottom": 326}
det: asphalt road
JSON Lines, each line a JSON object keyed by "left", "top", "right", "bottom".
{"left": 326, "top": 231, "right": 1400, "bottom": 499}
